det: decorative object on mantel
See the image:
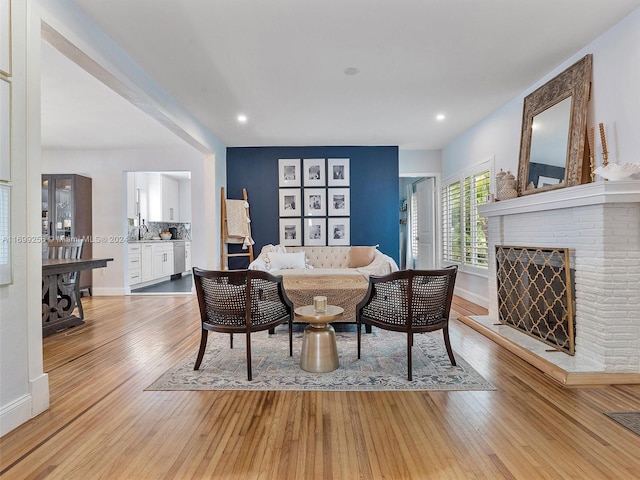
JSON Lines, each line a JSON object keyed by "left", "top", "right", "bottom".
{"left": 496, "top": 171, "right": 518, "bottom": 200}
{"left": 588, "top": 126, "right": 595, "bottom": 182}
{"left": 517, "top": 55, "right": 592, "bottom": 196}
{"left": 599, "top": 122, "right": 609, "bottom": 172}
{"left": 496, "top": 169, "right": 506, "bottom": 192}
{"left": 593, "top": 162, "right": 640, "bottom": 181}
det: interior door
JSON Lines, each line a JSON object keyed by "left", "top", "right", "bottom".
{"left": 414, "top": 178, "right": 436, "bottom": 269}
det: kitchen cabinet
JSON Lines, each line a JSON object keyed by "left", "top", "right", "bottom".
{"left": 42, "top": 174, "right": 93, "bottom": 293}
{"left": 162, "top": 175, "right": 180, "bottom": 222}
{"left": 134, "top": 172, "right": 149, "bottom": 222}
{"left": 148, "top": 173, "right": 180, "bottom": 222}
{"left": 129, "top": 241, "right": 189, "bottom": 289}
{"left": 141, "top": 243, "right": 153, "bottom": 282}
{"left": 185, "top": 242, "right": 192, "bottom": 272}
{"left": 128, "top": 244, "right": 142, "bottom": 285}
{"left": 129, "top": 172, "right": 190, "bottom": 223}
{"left": 152, "top": 242, "right": 174, "bottom": 278}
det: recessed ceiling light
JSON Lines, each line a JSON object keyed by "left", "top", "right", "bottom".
{"left": 237, "top": 114, "right": 248, "bottom": 123}
{"left": 344, "top": 67, "right": 360, "bottom": 76}
{"left": 436, "top": 114, "right": 446, "bottom": 121}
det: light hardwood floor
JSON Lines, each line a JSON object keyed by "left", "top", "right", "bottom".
{"left": 1, "top": 295, "right": 639, "bottom": 479}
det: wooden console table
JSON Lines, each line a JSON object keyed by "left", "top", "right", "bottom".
{"left": 42, "top": 258, "right": 113, "bottom": 336}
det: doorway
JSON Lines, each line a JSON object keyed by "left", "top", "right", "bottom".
{"left": 126, "top": 171, "right": 193, "bottom": 295}
{"left": 400, "top": 175, "right": 439, "bottom": 270}
{"left": 413, "top": 178, "right": 436, "bottom": 269}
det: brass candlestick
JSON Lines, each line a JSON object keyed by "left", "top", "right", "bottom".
{"left": 599, "top": 122, "right": 609, "bottom": 181}
{"left": 588, "top": 126, "right": 595, "bottom": 182}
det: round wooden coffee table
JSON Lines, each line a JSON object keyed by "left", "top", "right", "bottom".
{"left": 295, "top": 305, "right": 344, "bottom": 373}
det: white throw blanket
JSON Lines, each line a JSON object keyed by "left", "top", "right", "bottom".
{"left": 225, "top": 199, "right": 254, "bottom": 249}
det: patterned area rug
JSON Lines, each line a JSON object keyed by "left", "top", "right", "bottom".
{"left": 147, "top": 325, "right": 494, "bottom": 391}
{"left": 604, "top": 412, "right": 640, "bottom": 436}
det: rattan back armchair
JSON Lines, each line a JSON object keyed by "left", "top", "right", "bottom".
{"left": 193, "top": 268, "right": 294, "bottom": 380}
{"left": 356, "top": 266, "right": 458, "bottom": 380}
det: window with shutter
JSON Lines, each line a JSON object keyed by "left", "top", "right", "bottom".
{"left": 441, "top": 162, "right": 491, "bottom": 270}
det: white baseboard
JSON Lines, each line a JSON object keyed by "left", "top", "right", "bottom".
{"left": 454, "top": 286, "right": 489, "bottom": 309}
{"left": 30, "top": 373, "right": 50, "bottom": 417}
{"left": 91, "top": 287, "right": 126, "bottom": 296}
{"left": 1, "top": 395, "right": 32, "bottom": 437}
{"left": 0, "top": 373, "right": 49, "bottom": 437}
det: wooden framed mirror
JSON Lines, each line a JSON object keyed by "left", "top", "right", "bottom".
{"left": 517, "top": 54, "right": 592, "bottom": 195}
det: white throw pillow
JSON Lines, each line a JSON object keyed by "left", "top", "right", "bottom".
{"left": 248, "top": 258, "right": 269, "bottom": 271}
{"left": 268, "top": 252, "right": 306, "bottom": 270}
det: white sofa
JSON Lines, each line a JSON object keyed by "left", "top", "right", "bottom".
{"left": 249, "top": 245, "right": 397, "bottom": 277}
{"left": 249, "top": 245, "right": 398, "bottom": 323}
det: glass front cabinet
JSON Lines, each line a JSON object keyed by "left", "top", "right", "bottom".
{"left": 42, "top": 174, "right": 93, "bottom": 293}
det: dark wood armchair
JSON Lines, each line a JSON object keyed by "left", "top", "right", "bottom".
{"left": 192, "top": 268, "right": 294, "bottom": 380}
{"left": 356, "top": 266, "right": 458, "bottom": 380}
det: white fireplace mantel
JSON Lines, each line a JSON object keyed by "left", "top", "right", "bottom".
{"left": 466, "top": 179, "right": 640, "bottom": 385}
{"left": 480, "top": 180, "right": 640, "bottom": 217}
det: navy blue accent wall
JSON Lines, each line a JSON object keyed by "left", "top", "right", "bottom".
{"left": 226, "top": 146, "right": 399, "bottom": 268}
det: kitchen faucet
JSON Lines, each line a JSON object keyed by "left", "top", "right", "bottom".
{"left": 137, "top": 213, "right": 148, "bottom": 240}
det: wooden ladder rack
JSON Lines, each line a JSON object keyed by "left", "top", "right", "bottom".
{"left": 220, "top": 187, "right": 254, "bottom": 270}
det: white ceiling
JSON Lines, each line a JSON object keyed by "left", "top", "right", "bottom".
{"left": 41, "top": 0, "right": 640, "bottom": 151}
{"left": 40, "top": 41, "right": 190, "bottom": 150}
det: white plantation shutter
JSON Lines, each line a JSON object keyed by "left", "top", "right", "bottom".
{"left": 441, "top": 166, "right": 490, "bottom": 269}
{"left": 464, "top": 171, "right": 490, "bottom": 267}
{"left": 441, "top": 181, "right": 461, "bottom": 263}
{"left": 410, "top": 193, "right": 419, "bottom": 261}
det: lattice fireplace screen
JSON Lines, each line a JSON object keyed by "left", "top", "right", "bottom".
{"left": 496, "top": 246, "right": 575, "bottom": 355}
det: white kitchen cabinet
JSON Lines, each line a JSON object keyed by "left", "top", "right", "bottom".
{"left": 185, "top": 242, "right": 192, "bottom": 272}
{"left": 165, "top": 249, "right": 175, "bottom": 276}
{"left": 134, "top": 172, "right": 149, "bottom": 222}
{"left": 129, "top": 241, "right": 175, "bottom": 289}
{"left": 141, "top": 243, "right": 153, "bottom": 282}
{"left": 128, "top": 244, "right": 142, "bottom": 285}
{"left": 148, "top": 173, "right": 180, "bottom": 222}
{"left": 147, "top": 173, "right": 162, "bottom": 221}
{"left": 162, "top": 175, "right": 180, "bottom": 222}
{"left": 152, "top": 242, "right": 174, "bottom": 278}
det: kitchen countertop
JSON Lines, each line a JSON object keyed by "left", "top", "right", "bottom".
{"left": 128, "top": 239, "right": 190, "bottom": 243}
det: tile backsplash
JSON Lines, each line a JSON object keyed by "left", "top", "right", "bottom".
{"left": 127, "top": 221, "right": 192, "bottom": 241}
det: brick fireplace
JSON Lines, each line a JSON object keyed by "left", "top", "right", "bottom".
{"left": 470, "top": 181, "right": 640, "bottom": 384}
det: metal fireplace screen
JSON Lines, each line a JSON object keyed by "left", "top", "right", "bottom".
{"left": 496, "top": 246, "right": 575, "bottom": 355}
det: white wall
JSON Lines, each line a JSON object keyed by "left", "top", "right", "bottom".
{"left": 399, "top": 149, "right": 441, "bottom": 175}
{"left": 42, "top": 146, "right": 214, "bottom": 294}
{"left": 179, "top": 178, "right": 191, "bottom": 222}
{"left": 441, "top": 7, "right": 640, "bottom": 306}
